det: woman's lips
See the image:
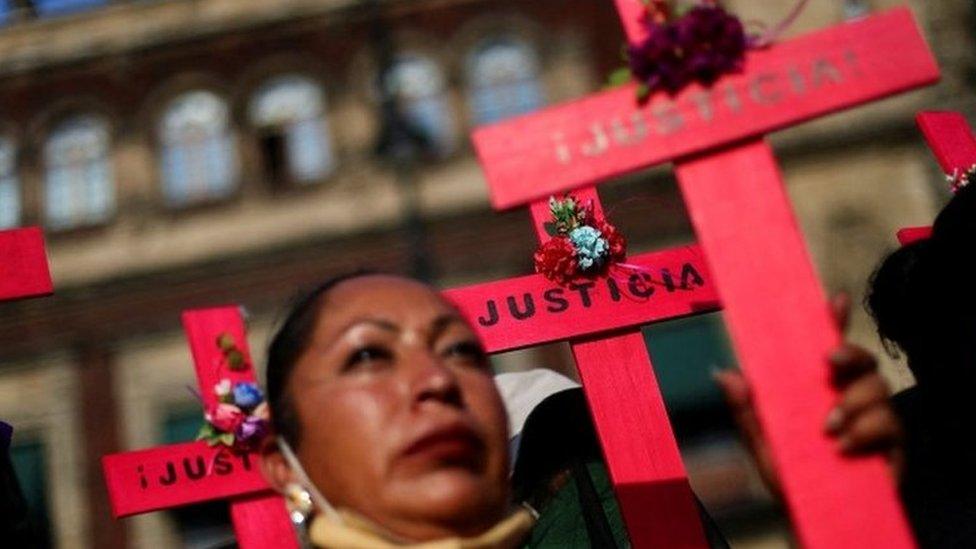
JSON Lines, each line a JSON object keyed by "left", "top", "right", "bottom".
{"left": 400, "top": 423, "right": 485, "bottom": 465}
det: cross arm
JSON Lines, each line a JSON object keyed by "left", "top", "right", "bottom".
{"left": 0, "top": 227, "right": 54, "bottom": 302}
{"left": 474, "top": 8, "right": 938, "bottom": 209}
{"left": 916, "top": 111, "right": 976, "bottom": 174}
{"left": 101, "top": 442, "right": 272, "bottom": 517}
{"left": 444, "top": 244, "right": 719, "bottom": 353}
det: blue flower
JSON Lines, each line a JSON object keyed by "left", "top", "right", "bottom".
{"left": 569, "top": 226, "right": 610, "bottom": 271}
{"left": 232, "top": 382, "right": 264, "bottom": 410}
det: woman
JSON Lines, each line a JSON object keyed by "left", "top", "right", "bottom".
{"left": 260, "top": 272, "right": 901, "bottom": 547}
{"left": 867, "top": 183, "right": 976, "bottom": 548}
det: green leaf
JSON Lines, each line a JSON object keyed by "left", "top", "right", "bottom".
{"left": 544, "top": 222, "right": 560, "bottom": 237}
{"left": 636, "top": 84, "right": 652, "bottom": 103}
{"left": 216, "top": 333, "right": 235, "bottom": 351}
{"left": 219, "top": 433, "right": 235, "bottom": 447}
{"left": 606, "top": 67, "right": 633, "bottom": 89}
{"left": 196, "top": 422, "right": 215, "bottom": 441}
{"left": 227, "top": 350, "right": 246, "bottom": 370}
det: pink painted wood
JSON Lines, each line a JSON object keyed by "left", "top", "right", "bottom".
{"left": 0, "top": 227, "right": 53, "bottom": 302}
{"left": 102, "top": 307, "right": 297, "bottom": 549}
{"left": 470, "top": 6, "right": 938, "bottom": 548}
{"left": 896, "top": 112, "right": 976, "bottom": 245}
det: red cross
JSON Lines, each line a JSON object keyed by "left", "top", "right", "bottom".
{"left": 471, "top": 5, "right": 938, "bottom": 548}
{"left": 101, "top": 307, "right": 298, "bottom": 549}
{"left": 897, "top": 111, "right": 976, "bottom": 246}
{"left": 0, "top": 227, "right": 53, "bottom": 303}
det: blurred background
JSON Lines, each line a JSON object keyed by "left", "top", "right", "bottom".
{"left": 0, "top": 0, "right": 971, "bottom": 547}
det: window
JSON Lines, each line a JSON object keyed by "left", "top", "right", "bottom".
{"left": 466, "top": 38, "right": 545, "bottom": 125}
{"left": 33, "top": 0, "right": 107, "bottom": 17}
{"left": 843, "top": 0, "right": 870, "bottom": 19}
{"left": 0, "top": 137, "right": 19, "bottom": 229}
{"left": 249, "top": 75, "right": 336, "bottom": 186}
{"left": 159, "top": 91, "right": 239, "bottom": 207}
{"left": 386, "top": 54, "right": 457, "bottom": 156}
{"left": 43, "top": 115, "right": 115, "bottom": 230}
{"left": 9, "top": 437, "right": 53, "bottom": 548}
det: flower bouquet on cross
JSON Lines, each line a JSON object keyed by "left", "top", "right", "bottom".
{"left": 197, "top": 379, "right": 270, "bottom": 453}
{"left": 534, "top": 195, "right": 627, "bottom": 285}
{"left": 610, "top": 0, "right": 808, "bottom": 100}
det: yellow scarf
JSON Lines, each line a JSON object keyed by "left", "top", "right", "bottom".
{"left": 309, "top": 509, "right": 535, "bottom": 549}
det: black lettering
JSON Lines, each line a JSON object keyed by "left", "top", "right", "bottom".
{"left": 570, "top": 282, "right": 596, "bottom": 307}
{"left": 543, "top": 288, "right": 569, "bottom": 313}
{"left": 138, "top": 465, "right": 148, "bottom": 490}
{"left": 653, "top": 100, "right": 684, "bottom": 134}
{"left": 628, "top": 273, "right": 654, "bottom": 298}
{"left": 661, "top": 269, "right": 676, "bottom": 292}
{"left": 750, "top": 73, "right": 784, "bottom": 104}
{"left": 844, "top": 50, "right": 862, "bottom": 77}
{"left": 606, "top": 278, "right": 622, "bottom": 302}
{"left": 159, "top": 461, "right": 177, "bottom": 486}
{"left": 184, "top": 456, "right": 207, "bottom": 480}
{"left": 478, "top": 300, "right": 499, "bottom": 327}
{"left": 811, "top": 58, "right": 843, "bottom": 87}
{"left": 581, "top": 123, "right": 610, "bottom": 157}
{"left": 681, "top": 263, "right": 705, "bottom": 289}
{"left": 214, "top": 452, "right": 233, "bottom": 475}
{"left": 241, "top": 452, "right": 253, "bottom": 471}
{"left": 507, "top": 294, "right": 536, "bottom": 320}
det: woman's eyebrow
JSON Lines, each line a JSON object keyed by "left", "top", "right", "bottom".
{"left": 337, "top": 317, "right": 399, "bottom": 337}
{"left": 429, "top": 314, "right": 467, "bottom": 341}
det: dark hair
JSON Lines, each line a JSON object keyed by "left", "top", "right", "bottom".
{"left": 266, "top": 270, "right": 376, "bottom": 448}
{"left": 866, "top": 183, "right": 976, "bottom": 382}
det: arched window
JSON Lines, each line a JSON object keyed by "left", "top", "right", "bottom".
{"left": 159, "top": 90, "right": 238, "bottom": 207}
{"left": 843, "top": 0, "right": 870, "bottom": 19}
{"left": 0, "top": 137, "right": 19, "bottom": 229}
{"left": 386, "top": 54, "right": 457, "bottom": 156}
{"left": 44, "top": 115, "right": 114, "bottom": 229}
{"left": 466, "top": 38, "right": 545, "bottom": 125}
{"left": 249, "top": 75, "right": 336, "bottom": 186}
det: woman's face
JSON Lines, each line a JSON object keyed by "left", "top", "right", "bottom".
{"left": 282, "top": 275, "right": 510, "bottom": 540}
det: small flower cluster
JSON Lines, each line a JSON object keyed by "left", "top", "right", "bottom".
{"left": 624, "top": 1, "right": 748, "bottom": 99}
{"left": 197, "top": 379, "right": 270, "bottom": 452}
{"left": 946, "top": 164, "right": 976, "bottom": 193}
{"left": 534, "top": 195, "right": 626, "bottom": 285}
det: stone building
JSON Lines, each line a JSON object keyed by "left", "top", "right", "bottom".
{"left": 0, "top": 0, "right": 972, "bottom": 547}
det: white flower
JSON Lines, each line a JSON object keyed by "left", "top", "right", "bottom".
{"left": 214, "top": 379, "right": 232, "bottom": 398}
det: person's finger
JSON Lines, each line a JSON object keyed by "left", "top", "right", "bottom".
{"left": 836, "top": 408, "right": 903, "bottom": 456}
{"left": 713, "top": 369, "right": 757, "bottom": 436}
{"left": 830, "top": 293, "right": 852, "bottom": 333}
{"left": 825, "top": 376, "right": 891, "bottom": 435}
{"left": 828, "top": 344, "right": 878, "bottom": 387}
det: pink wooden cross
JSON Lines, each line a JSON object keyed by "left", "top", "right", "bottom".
{"left": 897, "top": 111, "right": 976, "bottom": 246}
{"left": 0, "top": 227, "right": 53, "bottom": 303}
{"left": 101, "top": 307, "right": 298, "bottom": 549}
{"left": 472, "top": 5, "right": 940, "bottom": 548}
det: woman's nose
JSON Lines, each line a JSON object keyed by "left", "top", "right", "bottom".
{"left": 407, "top": 352, "right": 463, "bottom": 408}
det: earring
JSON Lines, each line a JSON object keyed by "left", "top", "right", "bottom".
{"left": 285, "top": 482, "right": 315, "bottom": 525}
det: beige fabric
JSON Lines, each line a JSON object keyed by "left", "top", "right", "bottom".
{"left": 309, "top": 508, "right": 535, "bottom": 549}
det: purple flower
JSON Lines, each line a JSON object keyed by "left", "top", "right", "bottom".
{"left": 628, "top": 5, "right": 747, "bottom": 96}
{"left": 235, "top": 416, "right": 269, "bottom": 449}
{"left": 232, "top": 382, "right": 264, "bottom": 411}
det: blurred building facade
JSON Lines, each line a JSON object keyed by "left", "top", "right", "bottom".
{"left": 0, "top": 0, "right": 972, "bottom": 547}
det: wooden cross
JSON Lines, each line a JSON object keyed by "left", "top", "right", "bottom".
{"left": 101, "top": 307, "right": 298, "bottom": 549}
{"left": 0, "top": 227, "right": 53, "bottom": 303}
{"left": 897, "top": 111, "right": 976, "bottom": 246}
{"left": 471, "top": 5, "right": 940, "bottom": 548}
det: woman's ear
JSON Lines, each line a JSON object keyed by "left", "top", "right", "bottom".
{"left": 259, "top": 438, "right": 298, "bottom": 493}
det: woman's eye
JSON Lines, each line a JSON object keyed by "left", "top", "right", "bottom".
{"left": 443, "top": 341, "right": 488, "bottom": 367}
{"left": 344, "top": 346, "right": 392, "bottom": 371}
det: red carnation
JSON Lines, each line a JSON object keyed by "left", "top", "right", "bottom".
{"left": 596, "top": 220, "right": 627, "bottom": 261}
{"left": 534, "top": 237, "right": 578, "bottom": 285}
